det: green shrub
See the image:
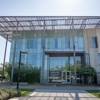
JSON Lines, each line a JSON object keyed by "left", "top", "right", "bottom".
{"left": 0, "top": 88, "right": 21, "bottom": 100}
{"left": 6, "top": 64, "right": 40, "bottom": 83}
{"left": 79, "top": 65, "right": 96, "bottom": 76}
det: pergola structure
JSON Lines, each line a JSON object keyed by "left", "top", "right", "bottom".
{"left": 0, "top": 16, "right": 100, "bottom": 84}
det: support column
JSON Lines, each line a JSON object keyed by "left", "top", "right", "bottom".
{"left": 41, "top": 20, "right": 45, "bottom": 84}
{"left": 72, "top": 19, "right": 76, "bottom": 85}
{"left": 2, "top": 35, "right": 8, "bottom": 81}
{"left": 10, "top": 22, "right": 18, "bottom": 84}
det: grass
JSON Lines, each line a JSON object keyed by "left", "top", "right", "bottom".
{"left": 19, "top": 89, "right": 34, "bottom": 96}
{"left": 86, "top": 90, "right": 100, "bottom": 98}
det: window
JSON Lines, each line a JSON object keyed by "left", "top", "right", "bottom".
{"left": 65, "top": 37, "right": 69, "bottom": 49}
{"left": 86, "top": 53, "right": 90, "bottom": 65}
{"left": 41, "top": 39, "right": 43, "bottom": 48}
{"left": 55, "top": 38, "right": 58, "bottom": 48}
{"left": 16, "top": 39, "right": 22, "bottom": 49}
{"left": 28, "top": 54, "right": 37, "bottom": 65}
{"left": 29, "top": 39, "right": 37, "bottom": 49}
{"left": 21, "top": 54, "right": 25, "bottom": 64}
{"left": 98, "top": 53, "right": 100, "bottom": 65}
{"left": 33, "top": 55, "right": 37, "bottom": 65}
{"left": 33, "top": 39, "right": 37, "bottom": 49}
{"left": 29, "top": 40, "right": 33, "bottom": 49}
{"left": 70, "top": 38, "right": 73, "bottom": 50}
{"left": 92, "top": 37, "right": 98, "bottom": 48}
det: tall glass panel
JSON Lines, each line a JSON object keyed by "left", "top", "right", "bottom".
{"left": 29, "top": 40, "right": 33, "bottom": 49}
{"left": 86, "top": 53, "right": 90, "bottom": 65}
{"left": 98, "top": 53, "right": 100, "bottom": 65}
{"left": 54, "top": 38, "right": 58, "bottom": 49}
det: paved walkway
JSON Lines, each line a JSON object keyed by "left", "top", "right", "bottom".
{"left": 9, "top": 89, "right": 100, "bottom": 100}
{"left": 0, "top": 82, "right": 100, "bottom": 90}
{"left": 0, "top": 82, "right": 100, "bottom": 100}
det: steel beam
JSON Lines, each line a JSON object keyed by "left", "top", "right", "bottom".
{"left": 41, "top": 20, "right": 45, "bottom": 84}
{"left": 10, "top": 22, "right": 18, "bottom": 84}
{"left": 2, "top": 35, "right": 8, "bottom": 81}
{"left": 72, "top": 19, "right": 76, "bottom": 85}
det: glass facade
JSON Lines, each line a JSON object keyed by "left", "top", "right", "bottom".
{"left": 86, "top": 53, "right": 90, "bottom": 65}
{"left": 9, "top": 29, "right": 84, "bottom": 84}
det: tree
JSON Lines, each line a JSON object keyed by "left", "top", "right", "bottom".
{"left": 79, "top": 65, "right": 96, "bottom": 84}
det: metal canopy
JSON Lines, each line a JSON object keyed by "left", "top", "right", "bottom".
{"left": 0, "top": 16, "right": 100, "bottom": 41}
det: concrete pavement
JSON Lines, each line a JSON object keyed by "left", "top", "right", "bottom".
{"left": 1, "top": 82, "right": 100, "bottom": 100}
{"left": 9, "top": 89, "right": 100, "bottom": 100}
{"left": 0, "top": 82, "right": 100, "bottom": 90}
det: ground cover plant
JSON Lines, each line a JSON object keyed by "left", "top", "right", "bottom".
{"left": 86, "top": 90, "right": 100, "bottom": 98}
{"left": 19, "top": 89, "right": 34, "bottom": 96}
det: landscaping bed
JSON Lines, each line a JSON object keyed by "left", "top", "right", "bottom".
{"left": 0, "top": 88, "right": 21, "bottom": 100}
{"left": 0, "top": 88, "right": 34, "bottom": 100}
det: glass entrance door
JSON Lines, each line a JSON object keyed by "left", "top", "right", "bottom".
{"left": 62, "top": 71, "right": 71, "bottom": 84}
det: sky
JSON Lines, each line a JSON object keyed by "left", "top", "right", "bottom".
{"left": 0, "top": 0, "right": 100, "bottom": 64}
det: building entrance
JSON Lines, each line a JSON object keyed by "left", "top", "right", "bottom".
{"left": 48, "top": 53, "right": 85, "bottom": 83}
{"left": 62, "top": 71, "right": 71, "bottom": 84}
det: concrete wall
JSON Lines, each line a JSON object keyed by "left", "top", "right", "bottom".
{"left": 83, "top": 29, "right": 100, "bottom": 72}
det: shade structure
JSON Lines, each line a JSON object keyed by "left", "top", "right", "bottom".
{"left": 0, "top": 16, "right": 100, "bottom": 41}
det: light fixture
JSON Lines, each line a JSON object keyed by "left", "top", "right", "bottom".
{"left": 6, "top": 17, "right": 10, "bottom": 21}
{"left": 27, "top": 22, "right": 30, "bottom": 26}
{"left": 66, "top": 17, "right": 67, "bottom": 19}
{"left": 0, "top": 23, "right": 5, "bottom": 27}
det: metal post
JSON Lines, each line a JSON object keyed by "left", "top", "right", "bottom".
{"left": 72, "top": 19, "right": 76, "bottom": 85}
{"left": 17, "top": 51, "right": 21, "bottom": 90}
{"left": 41, "top": 20, "right": 45, "bottom": 84}
{"left": 2, "top": 35, "right": 8, "bottom": 81}
{"left": 11, "top": 22, "right": 18, "bottom": 84}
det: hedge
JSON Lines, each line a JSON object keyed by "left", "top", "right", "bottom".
{"left": 6, "top": 64, "right": 40, "bottom": 83}
{"left": 0, "top": 88, "right": 21, "bottom": 100}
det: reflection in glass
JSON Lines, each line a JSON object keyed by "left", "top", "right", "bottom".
{"left": 86, "top": 53, "right": 90, "bottom": 65}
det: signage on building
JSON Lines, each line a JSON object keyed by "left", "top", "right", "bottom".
{"left": 49, "top": 71, "right": 61, "bottom": 77}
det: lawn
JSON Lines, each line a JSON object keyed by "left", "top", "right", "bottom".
{"left": 86, "top": 90, "right": 100, "bottom": 98}
{"left": 19, "top": 89, "right": 34, "bottom": 96}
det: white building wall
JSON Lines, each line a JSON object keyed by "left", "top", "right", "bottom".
{"left": 83, "top": 29, "right": 100, "bottom": 72}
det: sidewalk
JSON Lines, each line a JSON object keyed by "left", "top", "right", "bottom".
{"left": 1, "top": 82, "right": 100, "bottom": 100}
{"left": 9, "top": 89, "right": 100, "bottom": 100}
{"left": 0, "top": 82, "right": 100, "bottom": 90}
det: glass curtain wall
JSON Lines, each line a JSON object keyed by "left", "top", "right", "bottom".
{"left": 9, "top": 29, "right": 84, "bottom": 83}
{"left": 10, "top": 31, "right": 43, "bottom": 68}
{"left": 45, "top": 30, "right": 84, "bottom": 51}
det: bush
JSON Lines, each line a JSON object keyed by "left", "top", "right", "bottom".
{"left": 6, "top": 64, "right": 40, "bottom": 83}
{"left": 78, "top": 65, "right": 97, "bottom": 84}
{"left": 79, "top": 65, "right": 96, "bottom": 76}
{"left": 0, "top": 88, "right": 21, "bottom": 100}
